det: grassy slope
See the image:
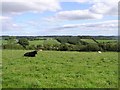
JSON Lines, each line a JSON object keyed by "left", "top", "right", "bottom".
{"left": 2, "top": 50, "right": 118, "bottom": 88}
{"left": 29, "top": 39, "right": 60, "bottom": 46}
{"left": 43, "top": 39, "right": 60, "bottom": 45}
{"left": 29, "top": 40, "right": 45, "bottom": 46}
{"left": 80, "top": 39, "right": 97, "bottom": 44}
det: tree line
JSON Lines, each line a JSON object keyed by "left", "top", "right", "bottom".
{"left": 1, "top": 36, "right": 119, "bottom": 52}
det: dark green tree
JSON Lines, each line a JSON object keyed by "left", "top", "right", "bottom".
{"left": 59, "top": 44, "right": 69, "bottom": 51}
{"left": 87, "top": 43, "right": 100, "bottom": 51}
{"left": 18, "top": 38, "right": 29, "bottom": 49}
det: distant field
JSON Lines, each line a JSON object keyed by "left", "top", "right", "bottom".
{"left": 81, "top": 39, "right": 97, "bottom": 44}
{"left": 29, "top": 40, "right": 45, "bottom": 46}
{"left": 43, "top": 39, "right": 60, "bottom": 45}
{"left": 96, "top": 40, "right": 117, "bottom": 43}
{"left": 1, "top": 39, "right": 60, "bottom": 46}
{"left": 29, "top": 39, "right": 60, "bottom": 46}
{"left": 2, "top": 50, "right": 118, "bottom": 88}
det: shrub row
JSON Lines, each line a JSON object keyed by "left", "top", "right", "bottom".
{"left": 2, "top": 40, "right": 119, "bottom": 51}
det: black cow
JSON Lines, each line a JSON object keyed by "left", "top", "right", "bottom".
{"left": 24, "top": 50, "right": 38, "bottom": 57}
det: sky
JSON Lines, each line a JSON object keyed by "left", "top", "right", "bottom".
{"left": 0, "top": 0, "right": 119, "bottom": 36}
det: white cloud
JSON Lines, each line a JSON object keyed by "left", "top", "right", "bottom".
{"left": 56, "top": 20, "right": 118, "bottom": 30}
{"left": 55, "top": 10, "right": 103, "bottom": 20}
{"left": 75, "top": 0, "right": 119, "bottom": 15}
{"left": 89, "top": 0, "right": 119, "bottom": 15}
{"left": 50, "top": 20, "right": 118, "bottom": 36}
{"left": 1, "top": 0, "right": 118, "bottom": 36}
{"left": 46, "top": 0, "right": 118, "bottom": 21}
{"left": 1, "top": 0, "right": 118, "bottom": 20}
{"left": 1, "top": 0, "right": 61, "bottom": 14}
{"left": 0, "top": 16, "right": 11, "bottom": 20}
{"left": 1, "top": 16, "right": 23, "bottom": 32}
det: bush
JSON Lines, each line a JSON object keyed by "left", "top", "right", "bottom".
{"left": 99, "top": 43, "right": 118, "bottom": 51}
{"left": 3, "top": 44, "right": 24, "bottom": 50}
{"left": 18, "top": 38, "right": 29, "bottom": 48}
{"left": 59, "top": 44, "right": 69, "bottom": 51}
{"left": 26, "top": 45, "right": 36, "bottom": 50}
{"left": 87, "top": 44, "right": 100, "bottom": 51}
{"left": 78, "top": 45, "right": 88, "bottom": 51}
{"left": 56, "top": 36, "right": 81, "bottom": 45}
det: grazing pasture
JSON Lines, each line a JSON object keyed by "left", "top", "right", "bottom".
{"left": 81, "top": 39, "right": 97, "bottom": 44}
{"left": 43, "top": 39, "right": 60, "bottom": 45}
{"left": 29, "top": 40, "right": 45, "bottom": 46}
{"left": 29, "top": 39, "right": 60, "bottom": 46}
{"left": 2, "top": 50, "right": 118, "bottom": 88}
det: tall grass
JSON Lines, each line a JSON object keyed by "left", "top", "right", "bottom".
{"left": 2, "top": 50, "right": 118, "bottom": 88}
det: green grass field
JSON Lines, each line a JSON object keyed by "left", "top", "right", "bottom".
{"left": 0, "top": 40, "right": 8, "bottom": 45}
{"left": 29, "top": 39, "right": 60, "bottom": 46}
{"left": 96, "top": 40, "right": 117, "bottom": 43}
{"left": 2, "top": 50, "right": 118, "bottom": 88}
{"left": 29, "top": 40, "right": 45, "bottom": 46}
{"left": 43, "top": 39, "right": 60, "bottom": 45}
{"left": 81, "top": 39, "right": 97, "bottom": 44}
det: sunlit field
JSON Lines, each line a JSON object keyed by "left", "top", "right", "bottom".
{"left": 2, "top": 50, "right": 118, "bottom": 88}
